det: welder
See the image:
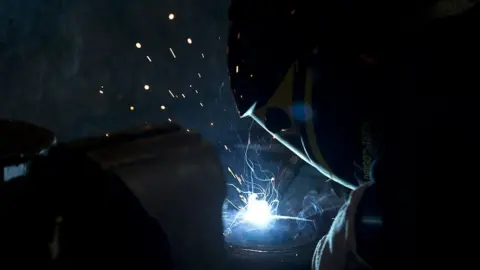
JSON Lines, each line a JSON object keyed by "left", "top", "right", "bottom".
{"left": 227, "top": 0, "right": 479, "bottom": 269}
{"left": 0, "top": 1, "right": 478, "bottom": 269}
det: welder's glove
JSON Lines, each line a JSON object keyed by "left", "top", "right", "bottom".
{"left": 312, "top": 183, "right": 375, "bottom": 270}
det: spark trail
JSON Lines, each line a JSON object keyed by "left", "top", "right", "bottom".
{"left": 223, "top": 133, "right": 311, "bottom": 236}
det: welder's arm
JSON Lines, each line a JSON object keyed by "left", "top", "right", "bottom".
{"left": 312, "top": 157, "right": 415, "bottom": 270}
{"left": 311, "top": 183, "right": 374, "bottom": 270}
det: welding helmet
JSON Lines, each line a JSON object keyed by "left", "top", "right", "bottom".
{"left": 226, "top": 0, "right": 399, "bottom": 191}
{"left": 227, "top": 0, "right": 480, "bottom": 192}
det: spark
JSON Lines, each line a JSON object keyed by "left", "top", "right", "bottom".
{"left": 161, "top": 105, "right": 166, "bottom": 110}
{"left": 223, "top": 133, "right": 311, "bottom": 234}
{"left": 99, "top": 90, "right": 104, "bottom": 94}
{"left": 144, "top": 84, "right": 150, "bottom": 90}
{"left": 235, "top": 66, "right": 239, "bottom": 73}
{"left": 169, "top": 48, "right": 176, "bottom": 58}
{"left": 146, "top": 56, "right": 152, "bottom": 62}
{"left": 168, "top": 118, "right": 172, "bottom": 122}
{"left": 201, "top": 53, "right": 205, "bottom": 58}
{"left": 197, "top": 73, "right": 202, "bottom": 78}
{"left": 200, "top": 102, "right": 203, "bottom": 107}
{"left": 105, "top": 133, "right": 109, "bottom": 137}
{"left": 195, "top": 90, "right": 198, "bottom": 94}
{"left": 168, "top": 13, "right": 175, "bottom": 20}
{"left": 168, "top": 90, "right": 175, "bottom": 98}
{"left": 129, "top": 106, "right": 135, "bottom": 111}
{"left": 135, "top": 42, "right": 142, "bottom": 49}
{"left": 210, "top": 122, "right": 214, "bottom": 126}
{"left": 181, "top": 93, "right": 185, "bottom": 98}
{"left": 187, "top": 38, "right": 192, "bottom": 44}
{"left": 243, "top": 194, "right": 272, "bottom": 227}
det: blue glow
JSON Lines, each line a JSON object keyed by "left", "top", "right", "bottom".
{"left": 291, "top": 103, "right": 313, "bottom": 121}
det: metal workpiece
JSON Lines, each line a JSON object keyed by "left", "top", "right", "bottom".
{"left": 74, "top": 123, "right": 227, "bottom": 270}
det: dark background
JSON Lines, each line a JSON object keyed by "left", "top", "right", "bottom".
{"left": 0, "top": 0, "right": 250, "bottom": 144}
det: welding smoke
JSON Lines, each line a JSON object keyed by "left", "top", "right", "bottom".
{"left": 296, "top": 189, "right": 345, "bottom": 230}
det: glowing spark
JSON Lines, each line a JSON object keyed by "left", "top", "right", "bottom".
{"left": 129, "top": 106, "right": 135, "bottom": 111}
{"left": 225, "top": 198, "right": 239, "bottom": 210}
{"left": 169, "top": 48, "right": 176, "bottom": 58}
{"left": 197, "top": 73, "right": 202, "bottom": 78}
{"left": 239, "top": 194, "right": 247, "bottom": 204}
{"left": 235, "top": 66, "right": 239, "bottom": 73}
{"left": 228, "top": 184, "right": 242, "bottom": 194}
{"left": 201, "top": 53, "right": 205, "bottom": 58}
{"left": 195, "top": 90, "right": 198, "bottom": 94}
{"left": 243, "top": 194, "right": 272, "bottom": 227}
{"left": 99, "top": 90, "right": 104, "bottom": 94}
{"left": 227, "top": 167, "right": 242, "bottom": 184}
{"left": 200, "top": 102, "right": 203, "bottom": 107}
{"left": 105, "top": 133, "right": 109, "bottom": 137}
{"left": 168, "top": 118, "right": 172, "bottom": 122}
{"left": 210, "top": 122, "right": 214, "bottom": 126}
{"left": 186, "top": 129, "right": 190, "bottom": 132}
{"left": 161, "top": 105, "right": 166, "bottom": 110}
{"left": 144, "top": 85, "right": 150, "bottom": 90}
{"left": 168, "top": 90, "right": 175, "bottom": 98}
{"left": 187, "top": 38, "right": 192, "bottom": 44}
{"left": 222, "top": 133, "right": 313, "bottom": 235}
{"left": 135, "top": 42, "right": 142, "bottom": 48}
{"left": 168, "top": 13, "right": 175, "bottom": 20}
{"left": 146, "top": 56, "right": 152, "bottom": 62}
{"left": 181, "top": 94, "right": 186, "bottom": 98}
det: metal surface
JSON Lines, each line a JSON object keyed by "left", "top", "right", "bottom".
{"left": 219, "top": 141, "right": 343, "bottom": 270}
{"left": 74, "top": 123, "right": 227, "bottom": 270}
{"left": 224, "top": 209, "right": 337, "bottom": 270}
{"left": 226, "top": 242, "right": 316, "bottom": 270}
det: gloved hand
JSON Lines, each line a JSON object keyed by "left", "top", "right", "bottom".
{"left": 0, "top": 145, "right": 171, "bottom": 269}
